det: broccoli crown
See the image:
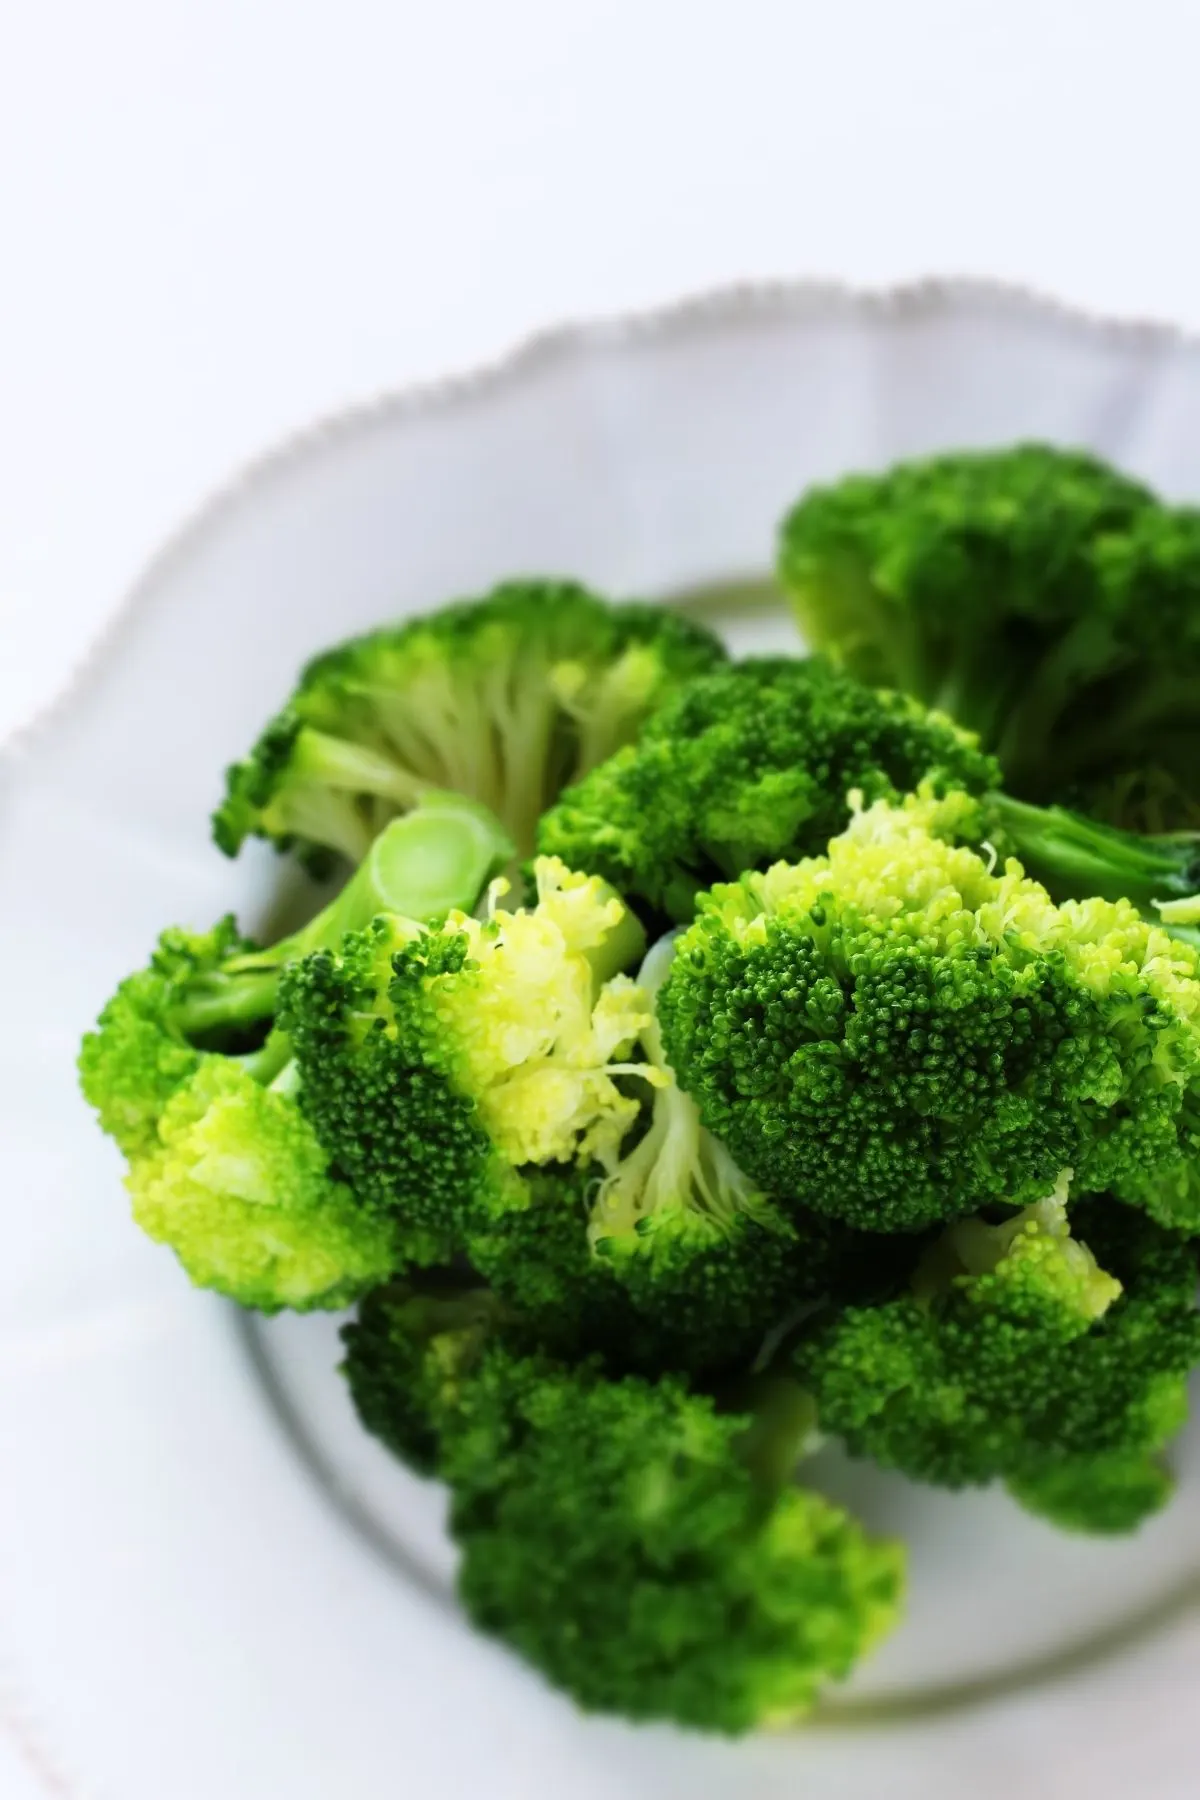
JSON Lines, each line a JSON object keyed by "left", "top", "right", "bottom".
{"left": 78, "top": 916, "right": 257, "bottom": 1159}
{"left": 659, "top": 793, "right": 1200, "bottom": 1233}
{"left": 279, "top": 858, "right": 653, "bottom": 1263}
{"left": 792, "top": 1186, "right": 1200, "bottom": 1528}
{"left": 342, "top": 1290, "right": 905, "bottom": 1733}
{"left": 778, "top": 443, "right": 1200, "bottom": 830}
{"left": 540, "top": 655, "right": 1000, "bottom": 921}
{"left": 340, "top": 1283, "right": 506, "bottom": 1475}
{"left": 1006, "top": 1451, "right": 1177, "bottom": 1537}
{"left": 578, "top": 933, "right": 834, "bottom": 1373}
{"left": 127, "top": 1059, "right": 399, "bottom": 1312}
{"left": 214, "top": 581, "right": 727, "bottom": 866}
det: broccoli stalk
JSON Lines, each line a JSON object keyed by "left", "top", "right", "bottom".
{"left": 985, "top": 792, "right": 1200, "bottom": 945}
{"left": 341, "top": 1283, "right": 905, "bottom": 1733}
{"left": 172, "top": 793, "right": 515, "bottom": 1049}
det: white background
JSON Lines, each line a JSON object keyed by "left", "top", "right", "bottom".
{"left": 3, "top": 0, "right": 1200, "bottom": 742}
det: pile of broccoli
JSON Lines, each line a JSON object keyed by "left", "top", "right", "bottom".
{"left": 79, "top": 473, "right": 1200, "bottom": 1734}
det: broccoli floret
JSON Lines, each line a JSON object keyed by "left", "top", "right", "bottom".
{"left": 79, "top": 794, "right": 512, "bottom": 1307}
{"left": 278, "top": 857, "right": 654, "bottom": 1266}
{"left": 79, "top": 914, "right": 254, "bottom": 1160}
{"left": 128, "top": 1059, "right": 398, "bottom": 1310}
{"left": 1007, "top": 1452, "right": 1176, "bottom": 1537}
{"left": 540, "top": 654, "right": 1200, "bottom": 942}
{"left": 540, "top": 656, "right": 1000, "bottom": 921}
{"left": 792, "top": 1183, "right": 1200, "bottom": 1531}
{"left": 80, "top": 796, "right": 514, "bottom": 1150}
{"left": 214, "top": 581, "right": 726, "bottom": 866}
{"left": 658, "top": 792, "right": 1200, "bottom": 1233}
{"left": 342, "top": 1287, "right": 905, "bottom": 1733}
{"left": 778, "top": 444, "right": 1200, "bottom": 831}
{"left": 583, "top": 934, "right": 828, "bottom": 1372}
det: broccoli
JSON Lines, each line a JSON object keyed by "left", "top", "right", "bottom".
{"left": 539, "top": 656, "right": 999, "bottom": 921}
{"left": 277, "top": 856, "right": 654, "bottom": 1267}
{"left": 342, "top": 1284, "right": 905, "bottom": 1732}
{"left": 78, "top": 793, "right": 513, "bottom": 1306}
{"left": 127, "top": 1059, "right": 398, "bottom": 1311}
{"left": 658, "top": 792, "right": 1200, "bottom": 1234}
{"left": 778, "top": 443, "right": 1200, "bottom": 831}
{"left": 584, "top": 933, "right": 836, "bottom": 1373}
{"left": 214, "top": 581, "right": 726, "bottom": 867}
{"left": 792, "top": 1180, "right": 1200, "bottom": 1532}
{"left": 539, "top": 655, "right": 1200, "bottom": 939}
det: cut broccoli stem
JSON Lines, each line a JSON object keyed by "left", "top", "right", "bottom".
{"left": 990, "top": 791, "right": 1200, "bottom": 917}
{"left": 173, "top": 794, "right": 514, "bottom": 1041}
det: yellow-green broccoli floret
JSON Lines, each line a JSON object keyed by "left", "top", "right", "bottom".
{"left": 659, "top": 793, "right": 1200, "bottom": 1233}
{"left": 79, "top": 795, "right": 513, "bottom": 1308}
{"left": 214, "top": 581, "right": 726, "bottom": 867}
{"left": 129, "top": 1060, "right": 398, "bottom": 1311}
{"left": 341, "top": 1286, "right": 905, "bottom": 1733}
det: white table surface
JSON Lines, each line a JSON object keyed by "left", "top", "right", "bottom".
{"left": 2, "top": 0, "right": 1199, "bottom": 746}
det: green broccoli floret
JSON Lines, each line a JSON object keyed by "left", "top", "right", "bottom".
{"left": 658, "top": 792, "right": 1200, "bottom": 1233}
{"left": 792, "top": 1182, "right": 1200, "bottom": 1531}
{"left": 79, "top": 794, "right": 513, "bottom": 1307}
{"left": 539, "top": 654, "right": 1200, "bottom": 941}
{"left": 584, "top": 933, "right": 830, "bottom": 1372}
{"left": 341, "top": 1286, "right": 905, "bottom": 1733}
{"left": 778, "top": 443, "right": 1200, "bottom": 831}
{"left": 214, "top": 581, "right": 727, "bottom": 866}
{"left": 278, "top": 857, "right": 654, "bottom": 1267}
{"left": 539, "top": 655, "right": 1000, "bottom": 921}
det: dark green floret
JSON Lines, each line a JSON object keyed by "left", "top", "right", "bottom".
{"left": 792, "top": 1188, "right": 1200, "bottom": 1532}
{"left": 215, "top": 581, "right": 726, "bottom": 866}
{"left": 539, "top": 655, "right": 998, "bottom": 921}
{"left": 779, "top": 443, "right": 1200, "bottom": 831}
{"left": 542, "top": 653, "right": 1200, "bottom": 941}
{"left": 341, "top": 1285, "right": 905, "bottom": 1732}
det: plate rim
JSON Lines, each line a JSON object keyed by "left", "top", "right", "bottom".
{"left": 8, "top": 271, "right": 1200, "bottom": 760}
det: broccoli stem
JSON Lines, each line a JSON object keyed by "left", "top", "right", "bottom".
{"left": 290, "top": 726, "right": 432, "bottom": 807}
{"left": 990, "top": 792, "right": 1200, "bottom": 921}
{"left": 172, "top": 794, "right": 514, "bottom": 1040}
{"left": 725, "top": 1374, "right": 820, "bottom": 1498}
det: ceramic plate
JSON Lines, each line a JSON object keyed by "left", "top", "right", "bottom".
{"left": 4, "top": 280, "right": 1200, "bottom": 1800}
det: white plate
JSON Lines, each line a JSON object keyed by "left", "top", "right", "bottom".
{"left": 5, "top": 279, "right": 1200, "bottom": 1800}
